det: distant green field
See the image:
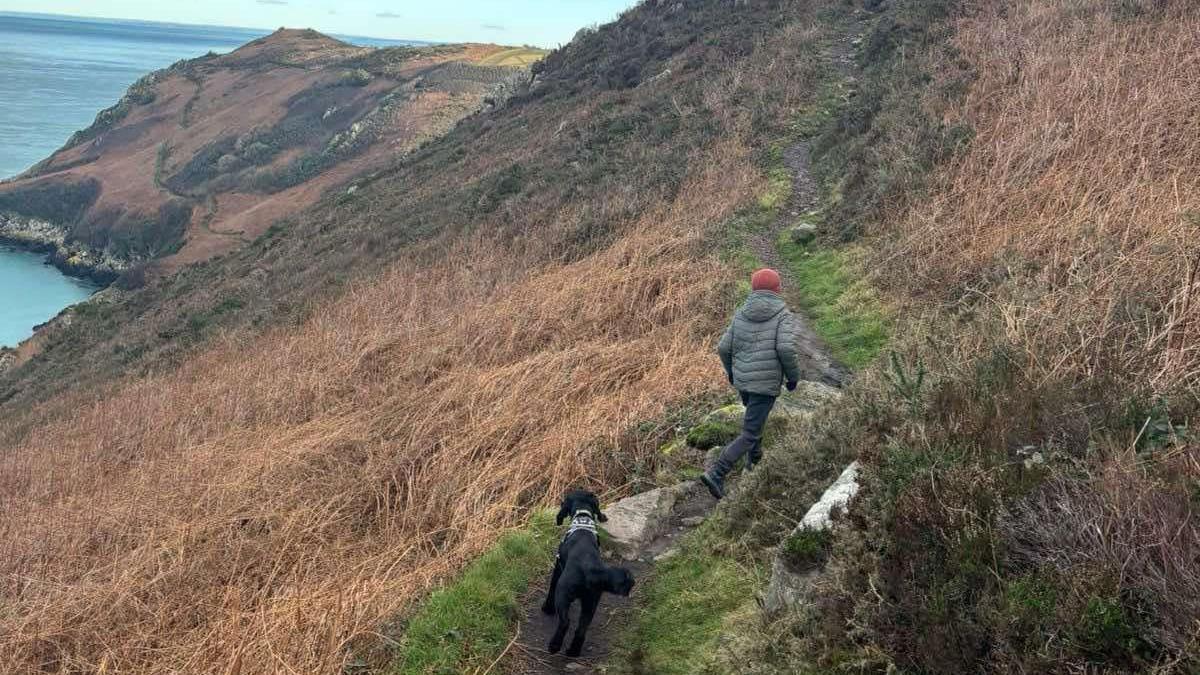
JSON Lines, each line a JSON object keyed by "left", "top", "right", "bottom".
{"left": 479, "top": 47, "right": 548, "bottom": 66}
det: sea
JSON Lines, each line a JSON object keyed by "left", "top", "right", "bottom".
{"left": 0, "top": 12, "right": 416, "bottom": 347}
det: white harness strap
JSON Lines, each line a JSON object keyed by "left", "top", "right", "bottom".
{"left": 563, "top": 509, "right": 598, "bottom": 543}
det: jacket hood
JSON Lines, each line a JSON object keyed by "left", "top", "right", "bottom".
{"left": 739, "top": 290, "right": 786, "bottom": 323}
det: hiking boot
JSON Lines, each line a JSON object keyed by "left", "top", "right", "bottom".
{"left": 700, "top": 472, "right": 725, "bottom": 500}
{"left": 746, "top": 452, "right": 763, "bottom": 472}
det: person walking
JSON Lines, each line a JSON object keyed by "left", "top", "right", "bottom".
{"left": 700, "top": 268, "right": 801, "bottom": 500}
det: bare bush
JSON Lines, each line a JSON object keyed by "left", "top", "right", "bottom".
{"left": 1005, "top": 450, "right": 1200, "bottom": 657}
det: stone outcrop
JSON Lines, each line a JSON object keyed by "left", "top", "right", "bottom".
{"left": 763, "top": 461, "right": 861, "bottom": 615}
{"left": 0, "top": 212, "right": 127, "bottom": 283}
{"left": 603, "top": 481, "right": 694, "bottom": 560}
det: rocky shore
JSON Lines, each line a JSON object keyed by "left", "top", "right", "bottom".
{"left": 0, "top": 212, "right": 126, "bottom": 284}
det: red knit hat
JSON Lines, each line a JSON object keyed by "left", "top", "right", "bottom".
{"left": 751, "top": 268, "right": 782, "bottom": 293}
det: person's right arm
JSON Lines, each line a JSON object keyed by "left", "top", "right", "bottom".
{"left": 718, "top": 322, "right": 734, "bottom": 384}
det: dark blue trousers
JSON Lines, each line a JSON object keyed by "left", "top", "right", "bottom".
{"left": 712, "top": 391, "right": 776, "bottom": 479}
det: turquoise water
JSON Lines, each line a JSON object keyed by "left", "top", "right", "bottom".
{"left": 0, "top": 245, "right": 96, "bottom": 346}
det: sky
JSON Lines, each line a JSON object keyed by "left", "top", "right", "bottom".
{"left": 0, "top": 0, "right": 637, "bottom": 47}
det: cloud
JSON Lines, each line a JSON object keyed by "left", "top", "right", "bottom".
{"left": 481, "top": 23, "right": 506, "bottom": 31}
{"left": 256, "top": 0, "right": 288, "bottom": 4}
{"left": 376, "top": 12, "right": 402, "bottom": 19}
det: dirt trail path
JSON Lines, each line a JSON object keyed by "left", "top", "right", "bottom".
{"left": 503, "top": 21, "right": 866, "bottom": 664}
{"left": 505, "top": 143, "right": 848, "bottom": 674}
{"left": 508, "top": 486, "right": 712, "bottom": 675}
{"left": 750, "top": 142, "right": 849, "bottom": 388}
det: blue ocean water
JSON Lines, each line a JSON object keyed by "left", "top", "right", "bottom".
{"left": 0, "top": 245, "right": 96, "bottom": 346}
{"left": 0, "top": 11, "right": 416, "bottom": 179}
{"left": 0, "top": 12, "right": 417, "bottom": 345}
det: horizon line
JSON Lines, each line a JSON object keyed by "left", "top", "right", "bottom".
{"left": 0, "top": 9, "right": 443, "bottom": 47}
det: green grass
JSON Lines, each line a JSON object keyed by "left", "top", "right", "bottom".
{"left": 777, "top": 233, "right": 888, "bottom": 369}
{"left": 479, "top": 47, "right": 548, "bottom": 66}
{"left": 612, "top": 527, "right": 758, "bottom": 675}
{"left": 758, "top": 148, "right": 793, "bottom": 211}
{"left": 390, "top": 511, "right": 558, "bottom": 674}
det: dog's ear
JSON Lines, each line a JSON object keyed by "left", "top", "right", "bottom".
{"left": 585, "top": 494, "right": 606, "bottom": 522}
{"left": 555, "top": 501, "right": 570, "bottom": 526}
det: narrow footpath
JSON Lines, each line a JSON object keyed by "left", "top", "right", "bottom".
{"left": 503, "top": 139, "right": 846, "bottom": 675}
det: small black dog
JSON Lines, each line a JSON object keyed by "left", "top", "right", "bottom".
{"left": 542, "top": 489, "right": 635, "bottom": 656}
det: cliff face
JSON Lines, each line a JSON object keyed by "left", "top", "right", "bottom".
{"left": 0, "top": 29, "right": 537, "bottom": 281}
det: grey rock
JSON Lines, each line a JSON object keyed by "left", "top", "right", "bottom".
{"left": 654, "top": 548, "right": 680, "bottom": 563}
{"left": 789, "top": 221, "right": 818, "bottom": 245}
{"left": 704, "top": 402, "right": 745, "bottom": 424}
{"left": 763, "top": 461, "right": 861, "bottom": 616}
{"left": 0, "top": 212, "right": 131, "bottom": 277}
{"left": 603, "top": 481, "right": 692, "bottom": 561}
{"left": 774, "top": 381, "right": 842, "bottom": 422}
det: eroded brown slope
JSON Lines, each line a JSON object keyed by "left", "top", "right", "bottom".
{"left": 0, "top": 29, "right": 531, "bottom": 279}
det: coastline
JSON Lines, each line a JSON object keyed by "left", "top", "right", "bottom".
{"left": 0, "top": 212, "right": 124, "bottom": 285}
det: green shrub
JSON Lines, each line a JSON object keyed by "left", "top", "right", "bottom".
{"left": 781, "top": 528, "right": 832, "bottom": 571}
{"left": 1074, "top": 595, "right": 1145, "bottom": 662}
{"left": 340, "top": 68, "right": 373, "bottom": 87}
{"left": 998, "top": 572, "right": 1058, "bottom": 647}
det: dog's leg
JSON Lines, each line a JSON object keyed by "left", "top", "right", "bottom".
{"left": 547, "top": 595, "right": 571, "bottom": 654}
{"left": 542, "top": 557, "right": 563, "bottom": 615}
{"left": 565, "top": 594, "right": 599, "bottom": 657}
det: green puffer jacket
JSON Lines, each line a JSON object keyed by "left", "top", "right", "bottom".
{"left": 717, "top": 290, "right": 802, "bottom": 396}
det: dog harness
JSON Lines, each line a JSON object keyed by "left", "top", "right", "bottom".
{"left": 563, "top": 509, "right": 599, "bottom": 543}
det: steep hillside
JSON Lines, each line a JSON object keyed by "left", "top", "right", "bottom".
{"left": 0, "top": 29, "right": 533, "bottom": 281}
{"left": 3, "top": 0, "right": 1198, "bottom": 673}
{"left": 0, "top": 1, "right": 833, "bottom": 672}
{"left": 613, "top": 0, "right": 1200, "bottom": 673}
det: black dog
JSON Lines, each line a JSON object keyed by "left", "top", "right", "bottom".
{"left": 542, "top": 489, "right": 635, "bottom": 657}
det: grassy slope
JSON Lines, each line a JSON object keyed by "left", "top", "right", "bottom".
{"left": 359, "top": 5, "right": 881, "bottom": 672}
{"left": 479, "top": 47, "right": 548, "bottom": 66}
{"left": 5, "top": 0, "right": 1197, "bottom": 672}
{"left": 605, "top": 1, "right": 1200, "bottom": 674}
{"left": 0, "top": 1, "right": 849, "bottom": 672}
{"left": 391, "top": 512, "right": 558, "bottom": 674}
{"left": 629, "top": 1, "right": 1200, "bottom": 674}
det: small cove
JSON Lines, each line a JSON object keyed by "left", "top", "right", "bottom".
{"left": 0, "top": 244, "right": 97, "bottom": 347}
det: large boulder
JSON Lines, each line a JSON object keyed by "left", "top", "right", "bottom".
{"left": 603, "top": 481, "right": 692, "bottom": 560}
